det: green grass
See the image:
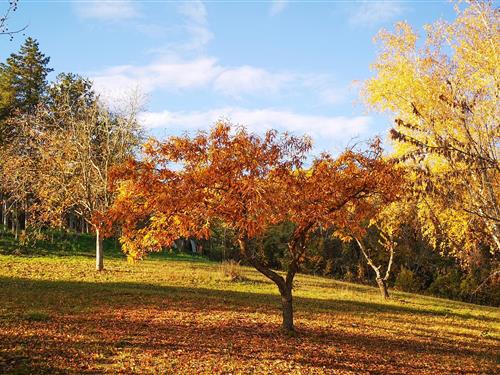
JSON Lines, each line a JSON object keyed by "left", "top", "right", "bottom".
{"left": 0, "top": 230, "right": 499, "bottom": 374}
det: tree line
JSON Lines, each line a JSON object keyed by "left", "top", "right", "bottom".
{"left": 0, "top": 1, "right": 498, "bottom": 333}
{"left": 0, "top": 37, "right": 143, "bottom": 270}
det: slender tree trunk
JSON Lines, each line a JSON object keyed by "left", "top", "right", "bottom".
{"left": 280, "top": 285, "right": 294, "bottom": 333}
{"left": 0, "top": 194, "right": 3, "bottom": 228}
{"left": 355, "top": 237, "right": 393, "bottom": 299}
{"left": 13, "top": 209, "right": 19, "bottom": 240}
{"left": 23, "top": 199, "right": 28, "bottom": 230}
{"left": 9, "top": 205, "right": 15, "bottom": 232}
{"left": 96, "top": 228, "right": 104, "bottom": 271}
{"left": 376, "top": 277, "right": 390, "bottom": 299}
{"left": 1, "top": 200, "right": 5, "bottom": 230}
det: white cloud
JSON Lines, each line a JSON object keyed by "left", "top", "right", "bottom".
{"left": 86, "top": 1, "right": 351, "bottom": 107}
{"left": 320, "top": 87, "right": 349, "bottom": 105}
{"left": 349, "top": 1, "right": 406, "bottom": 27}
{"left": 270, "top": 0, "right": 288, "bottom": 16}
{"left": 213, "top": 66, "right": 294, "bottom": 97}
{"left": 91, "top": 57, "right": 222, "bottom": 99}
{"left": 179, "top": 0, "right": 208, "bottom": 25}
{"left": 91, "top": 56, "right": 352, "bottom": 106}
{"left": 74, "top": 1, "right": 139, "bottom": 21}
{"left": 138, "top": 107, "right": 372, "bottom": 148}
{"left": 178, "top": 0, "right": 213, "bottom": 52}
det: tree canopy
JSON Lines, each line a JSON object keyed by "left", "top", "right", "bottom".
{"left": 363, "top": 0, "right": 499, "bottom": 263}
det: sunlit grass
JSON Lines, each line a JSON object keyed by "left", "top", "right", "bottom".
{"left": 0, "top": 231, "right": 498, "bottom": 374}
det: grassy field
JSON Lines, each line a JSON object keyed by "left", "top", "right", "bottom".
{"left": 0, "top": 232, "right": 498, "bottom": 374}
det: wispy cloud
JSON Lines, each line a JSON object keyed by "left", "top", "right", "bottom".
{"left": 91, "top": 55, "right": 351, "bottom": 107}
{"left": 73, "top": 1, "right": 171, "bottom": 38}
{"left": 270, "top": 0, "right": 288, "bottom": 16}
{"left": 178, "top": 0, "right": 213, "bottom": 52}
{"left": 91, "top": 57, "right": 222, "bottom": 98}
{"left": 74, "top": 1, "right": 139, "bottom": 21}
{"left": 213, "top": 66, "right": 294, "bottom": 97}
{"left": 320, "top": 87, "right": 349, "bottom": 105}
{"left": 139, "top": 107, "right": 372, "bottom": 149}
{"left": 349, "top": 1, "right": 406, "bottom": 27}
{"left": 91, "top": 58, "right": 291, "bottom": 100}
{"left": 92, "top": 57, "right": 339, "bottom": 105}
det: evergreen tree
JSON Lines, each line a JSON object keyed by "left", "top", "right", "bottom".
{"left": 0, "top": 37, "right": 52, "bottom": 121}
{"left": 0, "top": 37, "right": 52, "bottom": 232}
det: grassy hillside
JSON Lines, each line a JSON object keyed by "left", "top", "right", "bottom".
{"left": 0, "top": 233, "right": 498, "bottom": 374}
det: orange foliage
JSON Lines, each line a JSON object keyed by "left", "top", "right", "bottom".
{"left": 108, "top": 122, "right": 404, "bottom": 331}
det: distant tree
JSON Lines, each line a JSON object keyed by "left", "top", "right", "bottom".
{"left": 47, "top": 73, "right": 96, "bottom": 121}
{"left": 108, "top": 123, "right": 402, "bottom": 332}
{"left": 349, "top": 200, "right": 410, "bottom": 299}
{"left": 0, "top": 37, "right": 52, "bottom": 119}
{"left": 363, "top": 1, "right": 499, "bottom": 263}
{"left": 2, "top": 83, "right": 144, "bottom": 270}
{"left": 0, "top": 37, "right": 51, "bottom": 232}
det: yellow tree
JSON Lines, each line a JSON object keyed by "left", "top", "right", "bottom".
{"left": 363, "top": 0, "right": 499, "bottom": 263}
{"left": 108, "top": 123, "right": 402, "bottom": 332}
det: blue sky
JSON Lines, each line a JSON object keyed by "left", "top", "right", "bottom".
{"left": 1, "top": 0, "right": 459, "bottom": 153}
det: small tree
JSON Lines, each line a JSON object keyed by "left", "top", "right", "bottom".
{"left": 109, "top": 123, "right": 402, "bottom": 332}
{"left": 344, "top": 197, "right": 410, "bottom": 299}
{"left": 354, "top": 231, "right": 396, "bottom": 299}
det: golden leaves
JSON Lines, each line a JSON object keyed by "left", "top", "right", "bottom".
{"left": 363, "top": 0, "right": 500, "bottom": 261}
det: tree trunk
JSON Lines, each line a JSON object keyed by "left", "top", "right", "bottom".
{"left": 14, "top": 214, "right": 19, "bottom": 240}
{"left": 69, "top": 214, "right": 75, "bottom": 231}
{"left": 96, "top": 228, "right": 104, "bottom": 271}
{"left": 0, "top": 195, "right": 3, "bottom": 228}
{"left": 1, "top": 202, "right": 6, "bottom": 229}
{"left": 23, "top": 199, "right": 28, "bottom": 230}
{"left": 376, "top": 277, "right": 389, "bottom": 299}
{"left": 237, "top": 238, "right": 296, "bottom": 333}
{"left": 10, "top": 205, "right": 15, "bottom": 232}
{"left": 280, "top": 286, "right": 294, "bottom": 333}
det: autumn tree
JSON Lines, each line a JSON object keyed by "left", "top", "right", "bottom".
{"left": 363, "top": 1, "right": 499, "bottom": 264}
{"left": 348, "top": 198, "right": 414, "bottom": 299}
{"left": 3, "top": 77, "right": 143, "bottom": 270}
{"left": 0, "top": 37, "right": 52, "bottom": 232}
{"left": 109, "top": 123, "right": 402, "bottom": 332}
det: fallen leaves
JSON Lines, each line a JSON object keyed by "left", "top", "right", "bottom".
{"left": 0, "top": 255, "right": 498, "bottom": 374}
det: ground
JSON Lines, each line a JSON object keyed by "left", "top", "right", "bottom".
{"left": 0, "top": 232, "right": 498, "bottom": 374}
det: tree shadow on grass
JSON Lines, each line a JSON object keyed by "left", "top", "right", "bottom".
{"left": 1, "top": 276, "right": 498, "bottom": 324}
{"left": 0, "top": 278, "right": 498, "bottom": 375}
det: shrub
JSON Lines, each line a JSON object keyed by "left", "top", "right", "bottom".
{"left": 219, "top": 260, "right": 245, "bottom": 282}
{"left": 394, "top": 267, "right": 423, "bottom": 293}
{"left": 428, "top": 270, "right": 462, "bottom": 299}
